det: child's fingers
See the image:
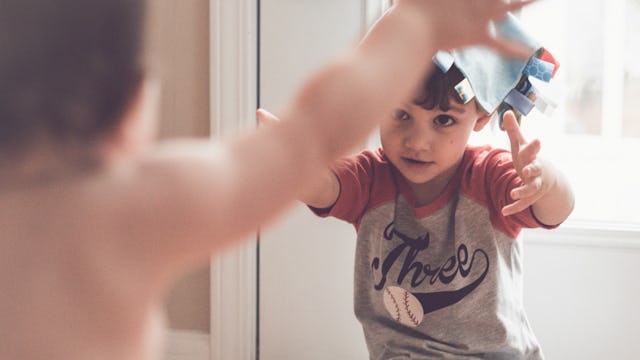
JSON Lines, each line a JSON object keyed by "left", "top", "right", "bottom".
{"left": 256, "top": 108, "right": 280, "bottom": 125}
{"left": 497, "top": 0, "right": 538, "bottom": 16}
{"left": 510, "top": 177, "right": 542, "bottom": 200}
{"left": 256, "top": 108, "right": 277, "bottom": 121}
{"left": 502, "top": 191, "right": 543, "bottom": 216}
{"left": 502, "top": 111, "right": 525, "bottom": 156}
{"left": 484, "top": 37, "right": 532, "bottom": 59}
{"left": 502, "top": 111, "right": 526, "bottom": 144}
{"left": 501, "top": 199, "right": 530, "bottom": 216}
{"left": 482, "top": 0, "right": 538, "bottom": 58}
{"left": 516, "top": 139, "right": 541, "bottom": 166}
{"left": 521, "top": 162, "right": 542, "bottom": 178}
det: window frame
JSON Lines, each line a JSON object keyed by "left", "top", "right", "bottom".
{"left": 516, "top": 0, "right": 640, "bottom": 238}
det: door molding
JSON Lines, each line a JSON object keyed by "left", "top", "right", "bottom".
{"left": 209, "top": 0, "right": 258, "bottom": 360}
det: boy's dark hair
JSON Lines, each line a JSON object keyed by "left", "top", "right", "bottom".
{"left": 414, "top": 64, "right": 466, "bottom": 112}
{"left": 0, "top": 0, "right": 145, "bottom": 159}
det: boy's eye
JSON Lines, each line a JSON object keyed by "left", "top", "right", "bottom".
{"left": 393, "top": 109, "right": 411, "bottom": 122}
{"left": 434, "top": 114, "right": 455, "bottom": 127}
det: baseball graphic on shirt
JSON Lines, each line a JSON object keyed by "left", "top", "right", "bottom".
{"left": 383, "top": 286, "right": 424, "bottom": 327}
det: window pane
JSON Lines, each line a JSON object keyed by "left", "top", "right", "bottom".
{"left": 515, "top": 1, "right": 640, "bottom": 227}
{"left": 521, "top": 0, "right": 605, "bottom": 135}
{"left": 623, "top": 0, "right": 640, "bottom": 138}
{"left": 560, "top": 1, "right": 605, "bottom": 135}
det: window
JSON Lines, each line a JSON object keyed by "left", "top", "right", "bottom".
{"left": 471, "top": 0, "right": 640, "bottom": 228}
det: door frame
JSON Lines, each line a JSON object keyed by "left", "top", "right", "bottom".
{"left": 208, "top": 1, "right": 388, "bottom": 359}
{"left": 208, "top": 0, "right": 258, "bottom": 359}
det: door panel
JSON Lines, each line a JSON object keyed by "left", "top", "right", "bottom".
{"left": 258, "top": 1, "right": 369, "bottom": 359}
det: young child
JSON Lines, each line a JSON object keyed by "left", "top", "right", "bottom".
{"left": 258, "top": 27, "right": 574, "bottom": 360}
{"left": 0, "top": 0, "right": 536, "bottom": 359}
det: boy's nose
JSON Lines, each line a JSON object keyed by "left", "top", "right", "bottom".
{"left": 404, "top": 130, "right": 432, "bottom": 151}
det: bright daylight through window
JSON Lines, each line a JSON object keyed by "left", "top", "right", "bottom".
{"left": 470, "top": 0, "right": 640, "bottom": 228}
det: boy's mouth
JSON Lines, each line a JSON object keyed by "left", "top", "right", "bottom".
{"left": 401, "top": 157, "right": 433, "bottom": 166}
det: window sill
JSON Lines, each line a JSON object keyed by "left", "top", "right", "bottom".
{"left": 524, "top": 220, "right": 640, "bottom": 249}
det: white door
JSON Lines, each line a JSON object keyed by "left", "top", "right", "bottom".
{"left": 258, "top": 1, "right": 372, "bottom": 359}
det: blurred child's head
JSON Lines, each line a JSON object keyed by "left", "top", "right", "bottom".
{"left": 380, "top": 65, "right": 493, "bottom": 186}
{"left": 0, "top": 0, "right": 148, "bottom": 168}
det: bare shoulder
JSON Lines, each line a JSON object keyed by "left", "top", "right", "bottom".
{"left": 0, "top": 180, "right": 165, "bottom": 360}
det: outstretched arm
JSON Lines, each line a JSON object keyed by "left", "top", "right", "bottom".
{"left": 256, "top": 108, "right": 340, "bottom": 209}
{"left": 137, "top": 0, "right": 538, "bottom": 276}
{"left": 501, "top": 111, "right": 575, "bottom": 226}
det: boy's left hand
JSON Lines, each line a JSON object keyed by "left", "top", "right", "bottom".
{"left": 501, "top": 111, "right": 554, "bottom": 216}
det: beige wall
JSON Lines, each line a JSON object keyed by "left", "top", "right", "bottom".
{"left": 146, "top": 0, "right": 211, "bottom": 333}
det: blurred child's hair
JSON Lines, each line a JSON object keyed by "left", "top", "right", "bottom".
{"left": 414, "top": 64, "right": 466, "bottom": 112}
{"left": 0, "top": 0, "right": 145, "bottom": 159}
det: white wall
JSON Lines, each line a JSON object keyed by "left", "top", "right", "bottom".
{"left": 259, "top": 2, "right": 640, "bottom": 360}
{"left": 523, "top": 228, "right": 640, "bottom": 359}
{"left": 259, "top": 1, "right": 368, "bottom": 359}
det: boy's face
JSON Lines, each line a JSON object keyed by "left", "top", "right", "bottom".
{"left": 380, "top": 96, "right": 490, "bottom": 187}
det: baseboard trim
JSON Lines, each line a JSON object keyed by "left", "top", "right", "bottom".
{"left": 164, "top": 330, "right": 210, "bottom": 360}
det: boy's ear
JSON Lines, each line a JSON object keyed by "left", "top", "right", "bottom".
{"left": 107, "top": 79, "right": 160, "bottom": 158}
{"left": 473, "top": 112, "right": 494, "bottom": 132}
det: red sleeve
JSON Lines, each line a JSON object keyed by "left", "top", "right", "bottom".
{"left": 309, "top": 149, "right": 394, "bottom": 226}
{"left": 461, "top": 146, "right": 557, "bottom": 239}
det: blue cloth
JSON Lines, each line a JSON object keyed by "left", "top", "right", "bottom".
{"left": 433, "top": 51, "right": 455, "bottom": 73}
{"left": 504, "top": 89, "right": 535, "bottom": 116}
{"left": 523, "top": 57, "right": 555, "bottom": 82}
{"left": 448, "top": 13, "right": 542, "bottom": 114}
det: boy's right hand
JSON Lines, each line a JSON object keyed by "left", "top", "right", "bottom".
{"left": 256, "top": 108, "right": 280, "bottom": 127}
{"left": 396, "top": 0, "right": 537, "bottom": 58}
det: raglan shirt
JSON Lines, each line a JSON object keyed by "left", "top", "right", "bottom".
{"left": 312, "top": 145, "right": 555, "bottom": 360}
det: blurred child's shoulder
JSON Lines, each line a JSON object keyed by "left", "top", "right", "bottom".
{"left": 355, "top": 147, "right": 390, "bottom": 165}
